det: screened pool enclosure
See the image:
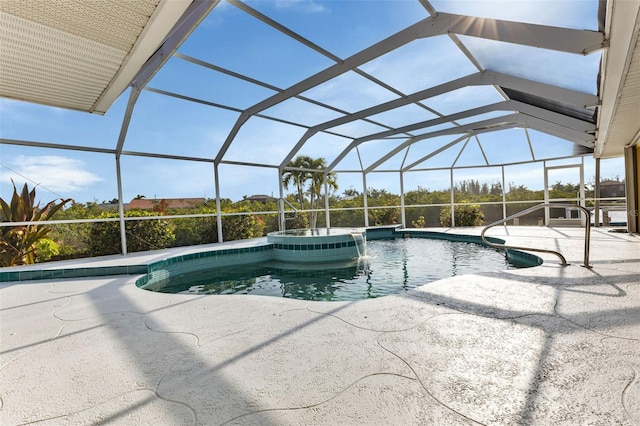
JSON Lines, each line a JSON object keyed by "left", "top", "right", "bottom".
{"left": 1, "top": 0, "right": 639, "bottom": 256}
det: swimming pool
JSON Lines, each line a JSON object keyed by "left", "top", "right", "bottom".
{"left": 139, "top": 237, "right": 536, "bottom": 301}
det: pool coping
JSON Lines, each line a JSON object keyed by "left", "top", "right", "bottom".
{"left": 0, "top": 226, "right": 542, "bottom": 283}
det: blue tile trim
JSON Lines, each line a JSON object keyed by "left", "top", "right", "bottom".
{"left": 272, "top": 240, "right": 357, "bottom": 251}
{"left": 505, "top": 249, "right": 544, "bottom": 266}
{"left": 0, "top": 265, "right": 149, "bottom": 283}
{"left": 0, "top": 244, "right": 275, "bottom": 283}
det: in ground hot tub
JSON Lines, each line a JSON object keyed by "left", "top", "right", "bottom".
{"left": 267, "top": 228, "right": 365, "bottom": 263}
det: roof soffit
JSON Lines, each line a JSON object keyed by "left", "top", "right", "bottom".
{"left": 596, "top": 0, "right": 640, "bottom": 157}
{"left": 0, "top": 0, "right": 193, "bottom": 114}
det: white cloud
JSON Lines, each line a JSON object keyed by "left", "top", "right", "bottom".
{"left": 1, "top": 155, "right": 103, "bottom": 194}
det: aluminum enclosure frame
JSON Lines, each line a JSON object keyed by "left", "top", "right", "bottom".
{"left": 2, "top": 0, "right": 626, "bottom": 249}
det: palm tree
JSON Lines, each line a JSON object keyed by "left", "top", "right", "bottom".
{"left": 306, "top": 157, "right": 338, "bottom": 228}
{"left": 282, "top": 156, "right": 338, "bottom": 228}
{"left": 282, "top": 155, "right": 313, "bottom": 209}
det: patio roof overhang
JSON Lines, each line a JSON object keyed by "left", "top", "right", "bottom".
{"left": 595, "top": 0, "right": 640, "bottom": 158}
{"left": 0, "top": 0, "right": 215, "bottom": 114}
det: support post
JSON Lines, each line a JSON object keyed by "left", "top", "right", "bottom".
{"left": 543, "top": 160, "right": 550, "bottom": 225}
{"left": 625, "top": 146, "right": 639, "bottom": 233}
{"left": 450, "top": 168, "right": 455, "bottom": 227}
{"left": 324, "top": 176, "right": 331, "bottom": 229}
{"left": 278, "top": 167, "right": 285, "bottom": 231}
{"left": 362, "top": 172, "right": 369, "bottom": 227}
{"left": 580, "top": 156, "right": 586, "bottom": 226}
{"left": 115, "top": 155, "right": 127, "bottom": 255}
{"left": 594, "top": 157, "right": 600, "bottom": 227}
{"left": 400, "top": 171, "right": 406, "bottom": 228}
{"left": 114, "top": 86, "right": 141, "bottom": 255}
{"left": 501, "top": 165, "right": 507, "bottom": 222}
{"left": 214, "top": 164, "right": 223, "bottom": 243}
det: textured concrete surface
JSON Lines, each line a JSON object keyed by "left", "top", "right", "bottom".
{"left": 1, "top": 227, "right": 639, "bottom": 425}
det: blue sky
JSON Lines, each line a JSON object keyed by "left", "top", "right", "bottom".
{"left": 0, "top": 0, "right": 624, "bottom": 205}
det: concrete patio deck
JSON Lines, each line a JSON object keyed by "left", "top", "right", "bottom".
{"left": 1, "top": 226, "right": 639, "bottom": 425}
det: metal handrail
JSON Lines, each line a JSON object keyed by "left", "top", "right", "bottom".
{"left": 480, "top": 203, "right": 592, "bottom": 268}
{"left": 281, "top": 198, "right": 298, "bottom": 219}
{"left": 278, "top": 198, "right": 298, "bottom": 231}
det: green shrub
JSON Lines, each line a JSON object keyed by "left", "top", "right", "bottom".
{"left": 249, "top": 211, "right": 309, "bottom": 234}
{"left": 369, "top": 207, "right": 400, "bottom": 226}
{"left": 411, "top": 215, "right": 426, "bottom": 228}
{"left": 47, "top": 202, "right": 105, "bottom": 259}
{"left": 439, "top": 202, "right": 484, "bottom": 227}
{"left": 172, "top": 216, "right": 217, "bottom": 247}
{"left": 259, "top": 213, "right": 280, "bottom": 234}
{"left": 33, "top": 238, "right": 60, "bottom": 262}
{"left": 87, "top": 211, "right": 175, "bottom": 255}
{"left": 329, "top": 209, "right": 364, "bottom": 227}
{"left": 176, "top": 209, "right": 267, "bottom": 244}
{"left": 284, "top": 212, "right": 309, "bottom": 230}
{"left": 216, "top": 212, "right": 265, "bottom": 241}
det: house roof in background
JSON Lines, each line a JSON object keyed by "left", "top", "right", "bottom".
{"left": 126, "top": 197, "right": 206, "bottom": 210}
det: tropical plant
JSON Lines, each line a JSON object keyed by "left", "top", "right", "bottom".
{"left": 0, "top": 182, "right": 72, "bottom": 266}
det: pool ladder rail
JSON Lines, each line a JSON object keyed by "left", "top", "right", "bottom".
{"left": 280, "top": 198, "right": 299, "bottom": 227}
{"left": 480, "top": 203, "right": 592, "bottom": 268}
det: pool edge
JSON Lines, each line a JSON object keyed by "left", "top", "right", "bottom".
{"left": 0, "top": 227, "right": 543, "bottom": 283}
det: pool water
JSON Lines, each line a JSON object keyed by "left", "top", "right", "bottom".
{"left": 144, "top": 238, "right": 528, "bottom": 301}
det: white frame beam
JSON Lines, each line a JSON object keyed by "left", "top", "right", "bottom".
{"left": 219, "top": 12, "right": 604, "bottom": 166}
